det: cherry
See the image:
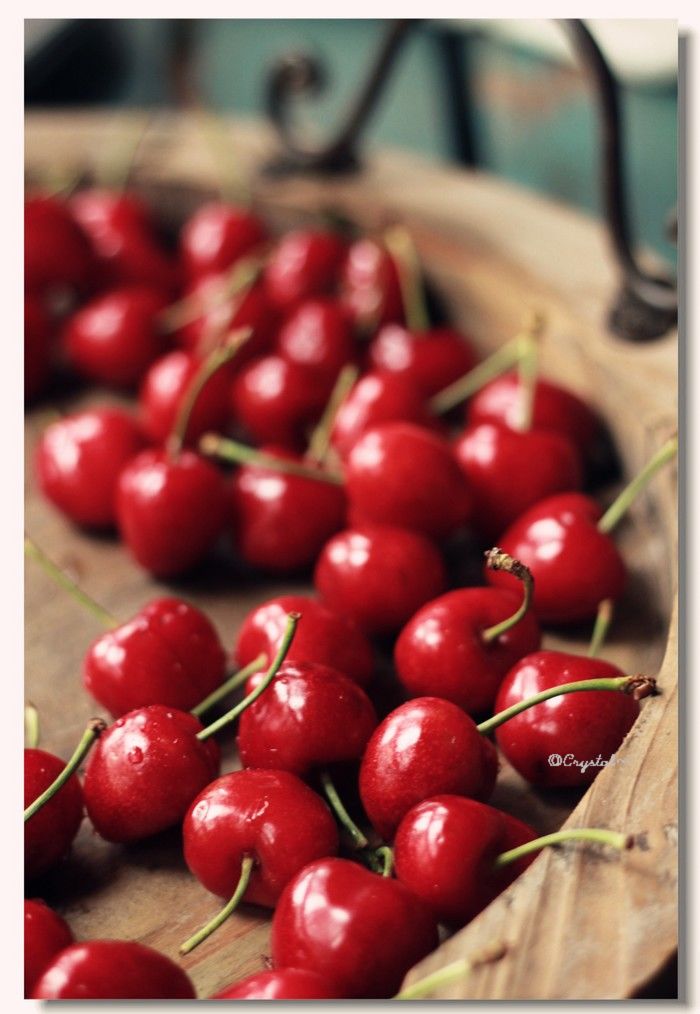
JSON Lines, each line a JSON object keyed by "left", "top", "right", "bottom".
{"left": 275, "top": 297, "right": 356, "bottom": 386}
{"left": 231, "top": 355, "right": 331, "bottom": 449}
{"left": 340, "top": 236, "right": 404, "bottom": 331}
{"left": 264, "top": 229, "right": 347, "bottom": 311}
{"left": 369, "top": 323, "right": 478, "bottom": 398}
{"left": 180, "top": 201, "right": 267, "bottom": 278}
{"left": 271, "top": 857, "right": 439, "bottom": 999}
{"left": 25, "top": 194, "right": 94, "bottom": 297}
{"left": 212, "top": 969, "right": 342, "bottom": 1000}
{"left": 24, "top": 899, "right": 74, "bottom": 996}
{"left": 314, "top": 524, "right": 447, "bottom": 636}
{"left": 175, "top": 273, "right": 275, "bottom": 362}
{"left": 139, "top": 349, "right": 232, "bottom": 447}
{"left": 235, "top": 594, "right": 374, "bottom": 688}
{"left": 32, "top": 940, "right": 195, "bottom": 999}
{"left": 345, "top": 422, "right": 472, "bottom": 540}
{"left": 36, "top": 408, "right": 146, "bottom": 529}
{"left": 24, "top": 745, "right": 86, "bottom": 880}
{"left": 25, "top": 294, "right": 54, "bottom": 401}
{"left": 330, "top": 371, "right": 433, "bottom": 460}
{"left": 63, "top": 286, "right": 168, "bottom": 388}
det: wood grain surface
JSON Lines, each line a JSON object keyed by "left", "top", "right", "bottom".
{"left": 25, "top": 112, "right": 678, "bottom": 1000}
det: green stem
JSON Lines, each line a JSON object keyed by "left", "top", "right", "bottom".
{"left": 200, "top": 435, "right": 344, "bottom": 485}
{"left": 319, "top": 770, "right": 368, "bottom": 850}
{"left": 396, "top": 959, "right": 470, "bottom": 1000}
{"left": 158, "top": 257, "right": 262, "bottom": 334}
{"left": 190, "top": 654, "right": 268, "bottom": 719}
{"left": 383, "top": 226, "right": 430, "bottom": 332}
{"left": 587, "top": 598, "right": 614, "bottom": 658}
{"left": 376, "top": 845, "right": 394, "bottom": 878}
{"left": 476, "top": 674, "right": 657, "bottom": 737}
{"left": 481, "top": 549, "right": 534, "bottom": 643}
{"left": 513, "top": 311, "right": 544, "bottom": 432}
{"left": 494, "top": 827, "right": 632, "bottom": 869}
{"left": 179, "top": 855, "right": 255, "bottom": 955}
{"left": 25, "top": 703, "right": 40, "bottom": 749}
{"left": 25, "top": 537, "right": 117, "bottom": 628}
{"left": 196, "top": 614, "right": 299, "bottom": 742}
{"left": 24, "top": 718, "right": 107, "bottom": 821}
{"left": 306, "top": 364, "right": 359, "bottom": 465}
{"left": 597, "top": 434, "right": 678, "bottom": 534}
{"left": 429, "top": 336, "right": 523, "bottom": 415}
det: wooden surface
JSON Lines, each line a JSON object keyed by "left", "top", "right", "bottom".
{"left": 25, "top": 112, "right": 678, "bottom": 1000}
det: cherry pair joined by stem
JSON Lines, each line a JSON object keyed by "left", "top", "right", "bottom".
{"left": 264, "top": 229, "right": 347, "bottom": 311}
{"left": 180, "top": 201, "right": 267, "bottom": 279}
{"left": 24, "top": 899, "right": 74, "bottom": 996}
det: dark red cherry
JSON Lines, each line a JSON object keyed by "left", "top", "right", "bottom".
{"left": 330, "top": 371, "right": 433, "bottom": 460}
{"left": 454, "top": 422, "right": 583, "bottom": 539}
{"left": 235, "top": 594, "right": 374, "bottom": 688}
{"left": 276, "top": 297, "right": 356, "bottom": 385}
{"left": 25, "top": 195, "right": 94, "bottom": 296}
{"left": 139, "top": 349, "right": 232, "bottom": 447}
{"left": 25, "top": 748, "right": 84, "bottom": 880}
{"left": 180, "top": 202, "right": 267, "bottom": 278}
{"left": 369, "top": 323, "right": 478, "bottom": 397}
{"left": 358, "top": 697, "right": 498, "bottom": 840}
{"left": 25, "top": 900, "right": 74, "bottom": 997}
{"left": 231, "top": 355, "right": 331, "bottom": 449}
{"left": 314, "top": 525, "right": 447, "bottom": 636}
{"left": 36, "top": 408, "right": 146, "bottom": 529}
{"left": 177, "top": 275, "right": 276, "bottom": 363}
{"left": 32, "top": 940, "right": 195, "bottom": 999}
{"left": 83, "top": 705, "right": 220, "bottom": 843}
{"left": 264, "top": 229, "right": 346, "bottom": 311}
{"left": 340, "top": 236, "right": 404, "bottom": 330}
{"left": 63, "top": 286, "right": 168, "bottom": 388}
{"left": 494, "top": 650, "right": 639, "bottom": 787}
{"left": 83, "top": 597, "right": 226, "bottom": 718}
{"left": 25, "top": 295, "right": 54, "bottom": 401}
{"left": 116, "top": 447, "right": 228, "bottom": 577}
{"left": 345, "top": 422, "right": 472, "bottom": 540}
{"left": 271, "top": 857, "right": 439, "bottom": 999}
{"left": 213, "top": 969, "right": 342, "bottom": 1000}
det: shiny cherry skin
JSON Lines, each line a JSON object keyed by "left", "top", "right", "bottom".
{"left": 235, "top": 594, "right": 374, "bottom": 688}
{"left": 231, "top": 448, "right": 346, "bottom": 573}
{"left": 345, "top": 422, "right": 472, "bottom": 540}
{"left": 139, "top": 349, "right": 232, "bottom": 447}
{"left": 83, "top": 705, "right": 219, "bottom": 843}
{"left": 395, "top": 587, "right": 541, "bottom": 715}
{"left": 116, "top": 448, "right": 228, "bottom": 577}
{"left": 369, "top": 323, "right": 478, "bottom": 397}
{"left": 264, "top": 229, "right": 346, "bottom": 311}
{"left": 83, "top": 597, "right": 226, "bottom": 718}
{"left": 272, "top": 857, "right": 439, "bottom": 999}
{"left": 184, "top": 769, "right": 339, "bottom": 908}
{"left": 213, "top": 968, "right": 342, "bottom": 1000}
{"left": 180, "top": 201, "right": 267, "bottom": 278}
{"left": 63, "top": 286, "right": 168, "bottom": 388}
{"left": 177, "top": 275, "right": 276, "bottom": 363}
{"left": 358, "top": 697, "right": 498, "bottom": 841}
{"left": 231, "top": 355, "right": 331, "bottom": 449}
{"left": 340, "top": 236, "right": 404, "bottom": 331}
{"left": 25, "top": 748, "right": 84, "bottom": 880}
{"left": 25, "top": 900, "right": 74, "bottom": 997}
{"left": 330, "top": 371, "right": 433, "bottom": 460}
{"left": 25, "top": 295, "right": 54, "bottom": 402}
{"left": 453, "top": 421, "right": 583, "bottom": 540}
{"left": 32, "top": 940, "right": 195, "bottom": 1000}
{"left": 237, "top": 662, "right": 377, "bottom": 775}
{"left": 314, "top": 525, "right": 447, "bottom": 637}
{"left": 275, "top": 297, "right": 356, "bottom": 386}
{"left": 394, "top": 796, "right": 536, "bottom": 927}
{"left": 494, "top": 650, "right": 639, "bottom": 788}
{"left": 36, "top": 408, "right": 146, "bottom": 529}
{"left": 486, "top": 493, "right": 626, "bottom": 624}
{"left": 25, "top": 194, "right": 94, "bottom": 296}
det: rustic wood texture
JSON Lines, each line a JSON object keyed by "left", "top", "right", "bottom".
{"left": 25, "top": 112, "right": 677, "bottom": 1000}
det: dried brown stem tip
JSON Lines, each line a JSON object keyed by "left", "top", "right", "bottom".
{"left": 89, "top": 718, "right": 108, "bottom": 737}
{"left": 623, "top": 676, "right": 658, "bottom": 700}
{"left": 484, "top": 547, "right": 532, "bottom": 585}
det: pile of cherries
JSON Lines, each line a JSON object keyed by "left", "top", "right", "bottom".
{"left": 24, "top": 186, "right": 675, "bottom": 1000}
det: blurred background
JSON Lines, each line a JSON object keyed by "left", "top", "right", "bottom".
{"left": 25, "top": 19, "right": 678, "bottom": 263}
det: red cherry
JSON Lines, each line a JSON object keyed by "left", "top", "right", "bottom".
{"left": 32, "top": 940, "right": 195, "bottom": 999}
{"left": 25, "top": 195, "right": 94, "bottom": 296}
{"left": 275, "top": 297, "right": 356, "bottom": 385}
{"left": 180, "top": 202, "right": 267, "bottom": 278}
{"left": 314, "top": 524, "right": 447, "bottom": 636}
{"left": 345, "top": 422, "right": 472, "bottom": 540}
{"left": 231, "top": 355, "right": 331, "bottom": 448}
{"left": 486, "top": 493, "right": 626, "bottom": 624}
{"left": 358, "top": 697, "right": 498, "bottom": 840}
{"left": 36, "top": 408, "right": 146, "bottom": 529}
{"left": 394, "top": 795, "right": 536, "bottom": 926}
{"left": 494, "top": 650, "right": 639, "bottom": 787}
{"left": 213, "top": 968, "right": 342, "bottom": 1000}
{"left": 176, "top": 275, "right": 276, "bottom": 362}
{"left": 271, "top": 857, "right": 438, "bottom": 999}
{"left": 369, "top": 324, "right": 478, "bottom": 397}
{"left": 25, "top": 295, "right": 54, "bottom": 401}
{"left": 454, "top": 422, "right": 583, "bottom": 539}
{"left": 83, "top": 705, "right": 220, "bottom": 842}
{"left": 235, "top": 594, "right": 374, "bottom": 688}
{"left": 116, "top": 447, "right": 228, "bottom": 577}
{"left": 139, "top": 349, "right": 232, "bottom": 447}
{"left": 264, "top": 229, "right": 346, "bottom": 311}
{"left": 63, "top": 287, "right": 168, "bottom": 388}
{"left": 237, "top": 661, "right": 377, "bottom": 775}
{"left": 340, "top": 236, "right": 404, "bottom": 330}
{"left": 25, "top": 748, "right": 84, "bottom": 880}
{"left": 83, "top": 597, "right": 226, "bottom": 718}
{"left": 24, "top": 900, "right": 74, "bottom": 997}
{"left": 330, "top": 371, "right": 433, "bottom": 460}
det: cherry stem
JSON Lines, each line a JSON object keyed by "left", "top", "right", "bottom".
{"left": 158, "top": 257, "right": 262, "bottom": 334}
{"left": 494, "top": 827, "right": 633, "bottom": 869}
{"left": 24, "top": 718, "right": 107, "bottom": 822}
{"left": 597, "top": 434, "right": 678, "bottom": 535}
{"left": 481, "top": 548, "right": 534, "bottom": 644}
{"left": 588, "top": 598, "right": 614, "bottom": 658}
{"left": 25, "top": 703, "right": 40, "bottom": 749}
{"left": 24, "top": 537, "right": 117, "bottom": 629}
{"left": 429, "top": 335, "right": 523, "bottom": 416}
{"left": 319, "top": 770, "right": 368, "bottom": 850}
{"left": 476, "top": 674, "right": 657, "bottom": 736}
{"left": 383, "top": 226, "right": 430, "bottom": 333}
{"left": 167, "top": 327, "right": 252, "bottom": 458}
{"left": 190, "top": 654, "right": 268, "bottom": 719}
{"left": 200, "top": 434, "right": 344, "bottom": 486}
{"left": 306, "top": 364, "right": 359, "bottom": 466}
{"left": 196, "top": 614, "right": 299, "bottom": 742}
{"left": 376, "top": 845, "right": 394, "bottom": 878}
{"left": 513, "top": 311, "right": 545, "bottom": 433}
{"left": 179, "top": 855, "right": 255, "bottom": 955}
{"left": 396, "top": 941, "right": 508, "bottom": 999}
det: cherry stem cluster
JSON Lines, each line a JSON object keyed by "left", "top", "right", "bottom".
{"left": 481, "top": 548, "right": 534, "bottom": 644}
{"left": 200, "top": 434, "right": 344, "bottom": 485}
{"left": 24, "top": 718, "right": 107, "bottom": 822}
{"left": 597, "top": 434, "right": 678, "bottom": 535}
{"left": 190, "top": 653, "right": 268, "bottom": 719}
{"left": 24, "top": 537, "right": 117, "bottom": 629}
